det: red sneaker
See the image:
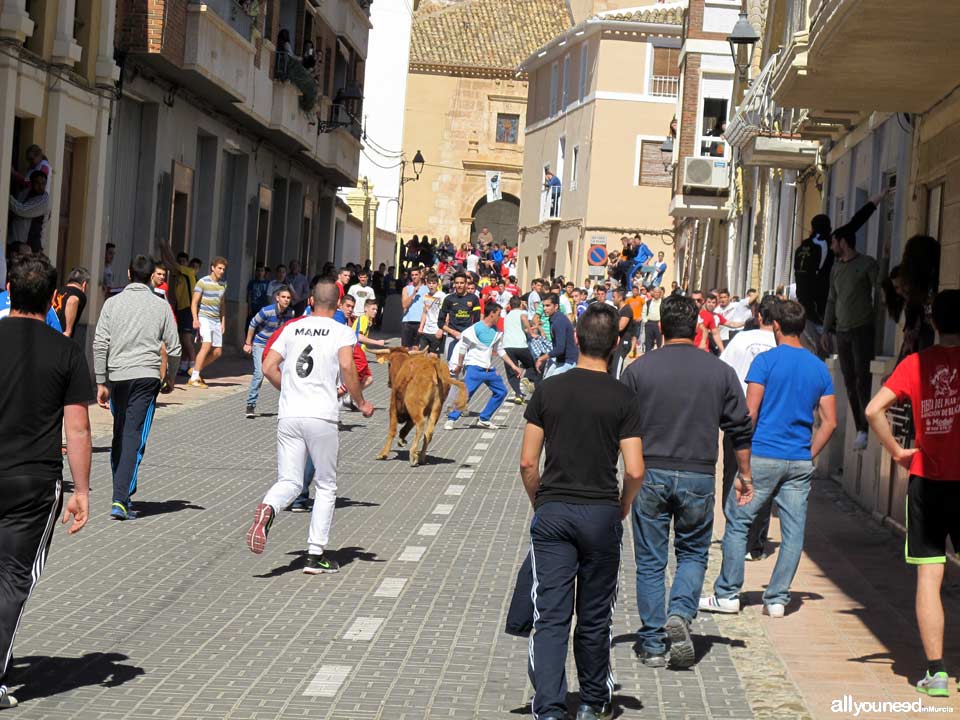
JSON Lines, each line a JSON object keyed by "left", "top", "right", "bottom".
{"left": 245, "top": 503, "right": 275, "bottom": 554}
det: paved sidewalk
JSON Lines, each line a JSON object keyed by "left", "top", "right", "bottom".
{"left": 8, "top": 358, "right": 960, "bottom": 719}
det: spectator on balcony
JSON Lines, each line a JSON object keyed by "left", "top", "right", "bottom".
{"left": 7, "top": 170, "right": 50, "bottom": 254}
{"left": 301, "top": 40, "right": 317, "bottom": 71}
{"left": 10, "top": 144, "right": 51, "bottom": 192}
{"left": 543, "top": 168, "right": 561, "bottom": 217}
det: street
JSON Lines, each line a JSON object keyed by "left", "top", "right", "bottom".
{"left": 7, "top": 361, "right": 960, "bottom": 719}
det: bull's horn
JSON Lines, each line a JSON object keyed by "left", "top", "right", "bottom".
{"left": 370, "top": 348, "right": 392, "bottom": 356}
{"left": 408, "top": 347, "right": 425, "bottom": 355}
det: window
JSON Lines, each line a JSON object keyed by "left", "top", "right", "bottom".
{"left": 578, "top": 44, "right": 588, "bottom": 101}
{"left": 649, "top": 45, "right": 680, "bottom": 97}
{"left": 561, "top": 54, "right": 570, "bottom": 110}
{"left": 496, "top": 113, "right": 520, "bottom": 144}
{"left": 927, "top": 183, "right": 944, "bottom": 239}
{"left": 638, "top": 140, "right": 672, "bottom": 187}
{"left": 549, "top": 62, "right": 559, "bottom": 116}
{"left": 570, "top": 145, "right": 579, "bottom": 189}
{"left": 699, "top": 97, "right": 728, "bottom": 157}
{"left": 556, "top": 137, "right": 566, "bottom": 183}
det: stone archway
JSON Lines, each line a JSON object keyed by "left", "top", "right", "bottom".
{"left": 470, "top": 194, "right": 520, "bottom": 247}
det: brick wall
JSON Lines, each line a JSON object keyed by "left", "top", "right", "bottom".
{"left": 675, "top": 53, "right": 701, "bottom": 195}
{"left": 114, "top": 0, "right": 186, "bottom": 65}
{"left": 685, "top": 0, "right": 730, "bottom": 41}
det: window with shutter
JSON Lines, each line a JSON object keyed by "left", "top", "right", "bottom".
{"left": 638, "top": 141, "right": 672, "bottom": 187}
{"left": 649, "top": 46, "right": 680, "bottom": 97}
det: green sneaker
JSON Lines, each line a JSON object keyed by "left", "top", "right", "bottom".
{"left": 303, "top": 554, "right": 340, "bottom": 575}
{"left": 917, "top": 671, "right": 950, "bottom": 697}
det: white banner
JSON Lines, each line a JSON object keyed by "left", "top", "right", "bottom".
{"left": 485, "top": 170, "right": 502, "bottom": 203}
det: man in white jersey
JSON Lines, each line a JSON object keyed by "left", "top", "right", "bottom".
{"left": 245, "top": 280, "right": 374, "bottom": 575}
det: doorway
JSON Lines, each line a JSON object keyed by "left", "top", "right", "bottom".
{"left": 169, "top": 161, "right": 194, "bottom": 255}
{"left": 470, "top": 194, "right": 520, "bottom": 247}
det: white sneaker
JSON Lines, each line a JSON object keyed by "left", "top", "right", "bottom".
{"left": 0, "top": 687, "right": 17, "bottom": 708}
{"left": 852, "top": 431, "right": 868, "bottom": 450}
{"left": 698, "top": 595, "right": 740, "bottom": 614}
{"left": 444, "top": 420, "right": 456, "bottom": 431}
{"left": 763, "top": 603, "right": 785, "bottom": 618}
{"left": 476, "top": 419, "right": 498, "bottom": 429}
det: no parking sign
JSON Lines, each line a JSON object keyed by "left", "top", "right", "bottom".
{"left": 587, "top": 244, "right": 607, "bottom": 266}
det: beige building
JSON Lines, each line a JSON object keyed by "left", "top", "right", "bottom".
{"left": 515, "top": 2, "right": 683, "bottom": 286}
{"left": 400, "top": 0, "right": 569, "bottom": 249}
{"left": 0, "top": 0, "right": 117, "bottom": 305}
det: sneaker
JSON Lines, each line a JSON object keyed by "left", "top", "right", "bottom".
{"left": 289, "top": 499, "right": 313, "bottom": 513}
{"left": 634, "top": 645, "right": 667, "bottom": 668}
{"left": 917, "top": 671, "right": 950, "bottom": 698}
{"left": 520, "top": 377, "right": 534, "bottom": 395}
{"left": 245, "top": 404, "right": 256, "bottom": 419}
{"left": 303, "top": 553, "right": 340, "bottom": 575}
{"left": 763, "top": 603, "right": 785, "bottom": 618}
{"left": 444, "top": 420, "right": 456, "bottom": 431}
{"left": 511, "top": 395, "right": 525, "bottom": 405}
{"left": 477, "top": 419, "right": 498, "bottom": 429}
{"left": 576, "top": 703, "right": 613, "bottom": 720}
{"left": 245, "top": 503, "right": 275, "bottom": 554}
{"left": 110, "top": 502, "right": 138, "bottom": 521}
{"left": 188, "top": 378, "right": 208, "bottom": 388}
{"left": 745, "top": 551, "right": 768, "bottom": 561}
{"left": 852, "top": 430, "right": 868, "bottom": 450}
{"left": 665, "top": 614, "right": 695, "bottom": 668}
{"left": 0, "top": 686, "right": 17, "bottom": 709}
{"left": 699, "top": 595, "right": 740, "bottom": 614}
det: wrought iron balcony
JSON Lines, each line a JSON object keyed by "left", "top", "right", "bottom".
{"left": 203, "top": 0, "right": 253, "bottom": 40}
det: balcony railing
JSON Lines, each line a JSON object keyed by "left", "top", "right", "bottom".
{"left": 540, "top": 187, "right": 561, "bottom": 223}
{"left": 726, "top": 52, "right": 805, "bottom": 149}
{"left": 650, "top": 75, "right": 679, "bottom": 98}
{"left": 205, "top": 0, "right": 252, "bottom": 40}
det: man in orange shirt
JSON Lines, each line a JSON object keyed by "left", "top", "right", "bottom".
{"left": 627, "top": 285, "right": 646, "bottom": 356}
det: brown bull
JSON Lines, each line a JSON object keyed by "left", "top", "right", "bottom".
{"left": 375, "top": 352, "right": 467, "bottom": 466}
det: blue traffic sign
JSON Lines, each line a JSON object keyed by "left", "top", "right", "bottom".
{"left": 588, "top": 245, "right": 607, "bottom": 266}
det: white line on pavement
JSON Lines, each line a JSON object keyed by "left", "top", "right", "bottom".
{"left": 474, "top": 442, "right": 490, "bottom": 450}
{"left": 418, "top": 523, "right": 442, "bottom": 536}
{"left": 342, "top": 617, "right": 384, "bottom": 641}
{"left": 455, "top": 469, "right": 474, "bottom": 479}
{"left": 398, "top": 546, "right": 427, "bottom": 561}
{"left": 465, "top": 455, "right": 482, "bottom": 464}
{"left": 303, "top": 665, "right": 352, "bottom": 696}
{"left": 374, "top": 578, "right": 408, "bottom": 598}
{"left": 445, "top": 485, "right": 465, "bottom": 496}
{"left": 433, "top": 504, "right": 454, "bottom": 515}
{"left": 481, "top": 431, "right": 496, "bottom": 439}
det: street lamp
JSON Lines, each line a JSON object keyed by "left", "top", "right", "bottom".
{"left": 659, "top": 136, "right": 675, "bottom": 172}
{"left": 394, "top": 150, "right": 426, "bottom": 269}
{"left": 318, "top": 83, "right": 364, "bottom": 133}
{"left": 727, "top": 12, "right": 759, "bottom": 80}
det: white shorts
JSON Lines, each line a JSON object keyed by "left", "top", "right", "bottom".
{"left": 198, "top": 316, "right": 223, "bottom": 348}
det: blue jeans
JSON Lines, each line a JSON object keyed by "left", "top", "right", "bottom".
{"left": 543, "top": 359, "right": 575, "bottom": 378}
{"left": 714, "top": 456, "right": 813, "bottom": 606}
{"left": 448, "top": 366, "right": 507, "bottom": 422}
{"left": 632, "top": 468, "right": 715, "bottom": 655}
{"left": 246, "top": 345, "right": 265, "bottom": 407}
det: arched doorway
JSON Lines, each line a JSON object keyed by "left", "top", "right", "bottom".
{"left": 470, "top": 194, "right": 520, "bottom": 247}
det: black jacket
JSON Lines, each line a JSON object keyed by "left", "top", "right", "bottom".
{"left": 620, "top": 343, "right": 752, "bottom": 474}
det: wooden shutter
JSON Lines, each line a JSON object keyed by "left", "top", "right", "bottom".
{"left": 652, "top": 46, "right": 679, "bottom": 78}
{"left": 639, "top": 141, "right": 672, "bottom": 187}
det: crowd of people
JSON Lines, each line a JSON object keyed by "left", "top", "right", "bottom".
{"left": 0, "top": 204, "right": 956, "bottom": 716}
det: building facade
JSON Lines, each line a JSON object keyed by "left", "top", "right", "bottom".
{"left": 1, "top": 0, "right": 117, "bottom": 336}
{"left": 515, "top": 1, "right": 684, "bottom": 286}
{"left": 105, "top": 0, "right": 369, "bottom": 347}
{"left": 400, "top": 0, "right": 570, "bottom": 250}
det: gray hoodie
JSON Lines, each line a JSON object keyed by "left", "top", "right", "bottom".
{"left": 93, "top": 283, "right": 182, "bottom": 384}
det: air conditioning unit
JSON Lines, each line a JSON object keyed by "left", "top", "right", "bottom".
{"left": 683, "top": 156, "right": 728, "bottom": 189}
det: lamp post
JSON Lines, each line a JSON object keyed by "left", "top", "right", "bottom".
{"left": 318, "top": 83, "right": 364, "bottom": 134}
{"left": 727, "top": 12, "right": 759, "bottom": 80}
{"left": 659, "top": 136, "right": 675, "bottom": 173}
{"left": 393, "top": 150, "right": 426, "bottom": 271}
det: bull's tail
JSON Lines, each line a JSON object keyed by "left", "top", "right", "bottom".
{"left": 435, "top": 361, "right": 468, "bottom": 413}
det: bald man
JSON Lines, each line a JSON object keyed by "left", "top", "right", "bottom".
{"left": 245, "top": 280, "right": 374, "bottom": 575}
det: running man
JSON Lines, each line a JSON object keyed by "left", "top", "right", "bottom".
{"left": 444, "top": 304, "right": 523, "bottom": 431}
{"left": 190, "top": 256, "right": 228, "bottom": 387}
{"left": 245, "top": 280, "right": 374, "bottom": 574}
{"left": 243, "top": 285, "right": 294, "bottom": 418}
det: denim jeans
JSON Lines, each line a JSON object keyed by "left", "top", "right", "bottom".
{"left": 632, "top": 468, "right": 715, "bottom": 655}
{"left": 714, "top": 455, "right": 814, "bottom": 606}
{"left": 543, "top": 359, "right": 575, "bottom": 378}
{"left": 246, "top": 345, "right": 265, "bottom": 407}
{"left": 448, "top": 366, "right": 508, "bottom": 421}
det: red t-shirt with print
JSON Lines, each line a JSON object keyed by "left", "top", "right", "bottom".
{"left": 883, "top": 345, "right": 960, "bottom": 481}
{"left": 694, "top": 309, "right": 724, "bottom": 351}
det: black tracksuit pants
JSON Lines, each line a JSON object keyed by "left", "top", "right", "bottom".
{"left": 110, "top": 378, "right": 161, "bottom": 512}
{"left": 530, "top": 502, "right": 622, "bottom": 717}
{"left": 0, "top": 476, "right": 62, "bottom": 684}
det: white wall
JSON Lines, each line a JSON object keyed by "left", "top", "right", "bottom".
{"left": 356, "top": 0, "right": 413, "bottom": 234}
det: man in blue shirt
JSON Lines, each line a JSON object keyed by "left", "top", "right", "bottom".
{"left": 534, "top": 293, "right": 579, "bottom": 378}
{"left": 0, "top": 289, "right": 61, "bottom": 331}
{"left": 701, "top": 300, "right": 837, "bottom": 618}
{"left": 243, "top": 285, "right": 294, "bottom": 418}
{"left": 400, "top": 268, "right": 428, "bottom": 348}
{"left": 544, "top": 169, "right": 561, "bottom": 217}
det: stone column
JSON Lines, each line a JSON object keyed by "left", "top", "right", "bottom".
{"left": 42, "top": 87, "right": 69, "bottom": 259}
{"left": 0, "top": 0, "right": 34, "bottom": 42}
{"left": 51, "top": 0, "right": 82, "bottom": 66}
{"left": 0, "top": 53, "right": 20, "bottom": 245}
{"left": 94, "top": 0, "right": 119, "bottom": 85}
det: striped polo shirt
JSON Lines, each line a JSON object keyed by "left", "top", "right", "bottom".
{"left": 248, "top": 303, "right": 294, "bottom": 346}
{"left": 194, "top": 274, "right": 227, "bottom": 319}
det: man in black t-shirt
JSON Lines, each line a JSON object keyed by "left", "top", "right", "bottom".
{"left": 520, "top": 303, "right": 645, "bottom": 720}
{"left": 0, "top": 255, "right": 93, "bottom": 709}
{"left": 54, "top": 266, "right": 90, "bottom": 339}
{"left": 609, "top": 286, "right": 634, "bottom": 379}
{"left": 438, "top": 271, "right": 480, "bottom": 360}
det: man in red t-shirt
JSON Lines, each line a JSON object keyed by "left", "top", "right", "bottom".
{"left": 866, "top": 289, "right": 960, "bottom": 698}
{"left": 691, "top": 291, "right": 726, "bottom": 353}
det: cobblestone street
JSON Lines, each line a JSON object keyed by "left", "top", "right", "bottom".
{"left": 7, "top": 361, "right": 960, "bottom": 719}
